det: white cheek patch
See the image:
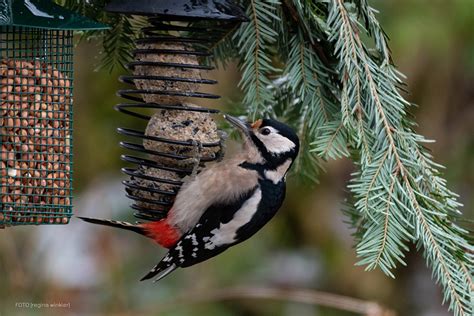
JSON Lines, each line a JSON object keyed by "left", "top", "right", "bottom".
{"left": 265, "top": 159, "right": 292, "bottom": 184}
{"left": 256, "top": 127, "right": 295, "bottom": 155}
{"left": 204, "top": 189, "right": 262, "bottom": 250}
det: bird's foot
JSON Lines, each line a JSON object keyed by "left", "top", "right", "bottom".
{"left": 216, "top": 130, "right": 228, "bottom": 162}
{"left": 178, "top": 140, "right": 202, "bottom": 178}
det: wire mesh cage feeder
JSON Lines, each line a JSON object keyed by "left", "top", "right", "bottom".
{"left": 105, "top": 0, "right": 247, "bottom": 221}
{"left": 0, "top": 0, "right": 107, "bottom": 228}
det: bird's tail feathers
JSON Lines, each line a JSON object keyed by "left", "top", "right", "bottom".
{"left": 140, "top": 258, "right": 177, "bottom": 282}
{"left": 78, "top": 216, "right": 180, "bottom": 249}
{"left": 78, "top": 216, "right": 145, "bottom": 235}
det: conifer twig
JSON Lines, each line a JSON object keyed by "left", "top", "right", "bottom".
{"left": 155, "top": 286, "right": 397, "bottom": 316}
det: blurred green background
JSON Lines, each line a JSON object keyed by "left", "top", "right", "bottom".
{"left": 1, "top": 0, "right": 473, "bottom": 315}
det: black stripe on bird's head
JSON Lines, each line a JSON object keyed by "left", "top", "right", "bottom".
{"left": 224, "top": 115, "right": 299, "bottom": 167}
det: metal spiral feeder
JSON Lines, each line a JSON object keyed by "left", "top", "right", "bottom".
{"left": 105, "top": 0, "right": 247, "bottom": 221}
{"left": 0, "top": 0, "right": 107, "bottom": 228}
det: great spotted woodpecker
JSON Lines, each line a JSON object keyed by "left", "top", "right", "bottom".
{"left": 79, "top": 115, "right": 299, "bottom": 282}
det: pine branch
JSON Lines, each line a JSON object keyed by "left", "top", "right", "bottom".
{"left": 256, "top": 76, "right": 324, "bottom": 182}
{"left": 285, "top": 31, "right": 337, "bottom": 126}
{"left": 210, "top": 23, "right": 241, "bottom": 68}
{"left": 283, "top": 0, "right": 333, "bottom": 67}
{"left": 100, "top": 16, "right": 135, "bottom": 72}
{"left": 284, "top": 32, "right": 340, "bottom": 174}
{"left": 312, "top": 118, "right": 349, "bottom": 160}
{"left": 153, "top": 286, "right": 396, "bottom": 315}
{"left": 235, "top": 0, "right": 282, "bottom": 118}
{"left": 353, "top": 0, "right": 391, "bottom": 63}
{"left": 328, "top": 1, "right": 473, "bottom": 314}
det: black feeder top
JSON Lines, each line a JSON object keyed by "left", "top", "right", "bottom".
{"left": 105, "top": 0, "right": 248, "bottom": 21}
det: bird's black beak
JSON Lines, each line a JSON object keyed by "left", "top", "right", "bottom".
{"left": 224, "top": 114, "right": 252, "bottom": 136}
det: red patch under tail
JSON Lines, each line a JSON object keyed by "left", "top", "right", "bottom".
{"left": 141, "top": 220, "right": 180, "bottom": 249}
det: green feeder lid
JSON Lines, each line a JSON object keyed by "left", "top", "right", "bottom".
{"left": 0, "top": 0, "right": 109, "bottom": 30}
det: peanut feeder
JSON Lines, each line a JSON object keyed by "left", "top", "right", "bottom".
{"left": 0, "top": 0, "right": 107, "bottom": 228}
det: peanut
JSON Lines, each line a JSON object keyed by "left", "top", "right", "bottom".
{"left": 0, "top": 59, "right": 72, "bottom": 226}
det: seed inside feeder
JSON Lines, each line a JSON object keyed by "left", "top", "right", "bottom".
{"left": 130, "top": 166, "right": 181, "bottom": 213}
{"left": 143, "top": 105, "right": 221, "bottom": 167}
{"left": 133, "top": 42, "right": 203, "bottom": 105}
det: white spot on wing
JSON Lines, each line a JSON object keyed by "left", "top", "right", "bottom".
{"left": 204, "top": 189, "right": 262, "bottom": 250}
{"left": 184, "top": 234, "right": 199, "bottom": 246}
{"left": 175, "top": 243, "right": 184, "bottom": 258}
{"left": 190, "top": 234, "right": 198, "bottom": 246}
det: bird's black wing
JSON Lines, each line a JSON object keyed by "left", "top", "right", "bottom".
{"left": 140, "top": 185, "right": 259, "bottom": 282}
{"left": 233, "top": 178, "right": 286, "bottom": 242}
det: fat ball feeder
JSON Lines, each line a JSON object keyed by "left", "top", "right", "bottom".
{"left": 0, "top": 0, "right": 107, "bottom": 228}
{"left": 106, "top": 0, "right": 247, "bottom": 221}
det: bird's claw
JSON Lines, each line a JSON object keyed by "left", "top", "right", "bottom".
{"left": 216, "top": 130, "right": 228, "bottom": 162}
{"left": 178, "top": 140, "right": 202, "bottom": 178}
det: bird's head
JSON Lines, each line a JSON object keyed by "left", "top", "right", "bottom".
{"left": 224, "top": 115, "right": 299, "bottom": 167}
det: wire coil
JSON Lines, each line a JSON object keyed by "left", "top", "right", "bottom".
{"left": 115, "top": 18, "right": 237, "bottom": 221}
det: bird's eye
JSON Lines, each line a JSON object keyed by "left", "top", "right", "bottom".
{"left": 260, "top": 128, "right": 271, "bottom": 135}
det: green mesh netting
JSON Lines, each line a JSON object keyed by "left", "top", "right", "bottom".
{"left": 0, "top": 26, "right": 73, "bottom": 227}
